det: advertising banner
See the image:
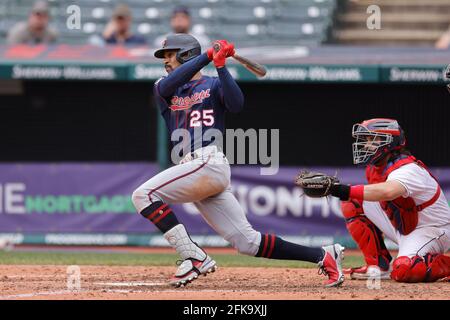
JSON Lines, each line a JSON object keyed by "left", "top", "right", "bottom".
{"left": 0, "top": 164, "right": 449, "bottom": 246}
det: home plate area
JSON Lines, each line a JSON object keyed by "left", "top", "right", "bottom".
{"left": 0, "top": 264, "right": 448, "bottom": 300}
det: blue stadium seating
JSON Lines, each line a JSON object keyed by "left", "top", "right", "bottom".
{"left": 0, "top": 0, "right": 337, "bottom": 46}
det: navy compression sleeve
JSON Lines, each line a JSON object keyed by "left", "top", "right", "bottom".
{"left": 157, "top": 53, "right": 211, "bottom": 98}
{"left": 217, "top": 67, "right": 244, "bottom": 113}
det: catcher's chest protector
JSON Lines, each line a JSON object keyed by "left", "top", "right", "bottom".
{"left": 365, "top": 155, "right": 441, "bottom": 235}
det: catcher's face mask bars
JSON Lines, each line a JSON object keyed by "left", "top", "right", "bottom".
{"left": 352, "top": 124, "right": 393, "bottom": 165}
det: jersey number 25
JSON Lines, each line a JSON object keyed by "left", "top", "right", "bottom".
{"left": 190, "top": 110, "right": 214, "bottom": 127}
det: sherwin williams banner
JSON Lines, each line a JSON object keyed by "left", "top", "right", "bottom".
{"left": 0, "top": 45, "right": 448, "bottom": 83}
{"left": 0, "top": 164, "right": 449, "bottom": 240}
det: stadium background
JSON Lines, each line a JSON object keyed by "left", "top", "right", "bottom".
{"left": 0, "top": 0, "right": 449, "bottom": 250}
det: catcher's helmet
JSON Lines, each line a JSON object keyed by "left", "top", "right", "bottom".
{"left": 154, "top": 33, "right": 201, "bottom": 64}
{"left": 352, "top": 118, "right": 406, "bottom": 165}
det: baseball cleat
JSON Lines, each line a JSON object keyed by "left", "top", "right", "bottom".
{"left": 318, "top": 244, "right": 345, "bottom": 288}
{"left": 169, "top": 255, "right": 217, "bottom": 288}
{"left": 344, "top": 265, "right": 392, "bottom": 280}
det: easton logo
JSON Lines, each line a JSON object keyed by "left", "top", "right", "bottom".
{"left": 170, "top": 89, "right": 210, "bottom": 111}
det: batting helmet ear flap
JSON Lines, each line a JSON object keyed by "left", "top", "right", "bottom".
{"left": 176, "top": 45, "right": 201, "bottom": 64}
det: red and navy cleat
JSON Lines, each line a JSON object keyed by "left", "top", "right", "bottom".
{"left": 169, "top": 255, "right": 217, "bottom": 288}
{"left": 318, "top": 244, "right": 345, "bottom": 287}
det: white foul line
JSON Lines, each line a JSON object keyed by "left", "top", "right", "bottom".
{"left": 0, "top": 290, "right": 83, "bottom": 300}
{"left": 94, "top": 282, "right": 167, "bottom": 287}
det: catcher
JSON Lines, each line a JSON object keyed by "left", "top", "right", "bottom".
{"left": 295, "top": 118, "right": 450, "bottom": 283}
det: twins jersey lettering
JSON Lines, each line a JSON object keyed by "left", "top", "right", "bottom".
{"left": 154, "top": 76, "right": 228, "bottom": 151}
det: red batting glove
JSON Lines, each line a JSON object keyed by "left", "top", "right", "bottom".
{"left": 225, "top": 42, "right": 235, "bottom": 57}
{"left": 206, "top": 40, "right": 230, "bottom": 61}
{"left": 206, "top": 47, "right": 214, "bottom": 61}
{"left": 211, "top": 40, "right": 235, "bottom": 68}
{"left": 213, "top": 48, "right": 227, "bottom": 68}
{"left": 213, "top": 39, "right": 229, "bottom": 51}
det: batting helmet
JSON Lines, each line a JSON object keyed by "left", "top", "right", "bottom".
{"left": 154, "top": 33, "right": 201, "bottom": 64}
{"left": 352, "top": 118, "right": 406, "bottom": 165}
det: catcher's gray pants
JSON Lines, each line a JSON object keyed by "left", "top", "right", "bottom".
{"left": 132, "top": 146, "right": 261, "bottom": 256}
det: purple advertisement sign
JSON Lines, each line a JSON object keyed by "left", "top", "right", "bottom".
{"left": 0, "top": 164, "right": 449, "bottom": 237}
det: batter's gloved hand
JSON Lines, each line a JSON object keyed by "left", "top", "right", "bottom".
{"left": 210, "top": 40, "right": 235, "bottom": 68}
{"left": 294, "top": 170, "right": 350, "bottom": 200}
{"left": 213, "top": 40, "right": 235, "bottom": 57}
{"left": 206, "top": 47, "right": 214, "bottom": 61}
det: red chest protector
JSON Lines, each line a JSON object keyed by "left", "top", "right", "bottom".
{"left": 365, "top": 155, "right": 441, "bottom": 235}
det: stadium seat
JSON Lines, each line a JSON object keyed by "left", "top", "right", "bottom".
{"left": 224, "top": 0, "right": 276, "bottom": 7}
{"left": 0, "top": 0, "right": 337, "bottom": 46}
{"left": 75, "top": 5, "right": 113, "bottom": 24}
{"left": 214, "top": 22, "right": 269, "bottom": 44}
{"left": 221, "top": 6, "right": 274, "bottom": 23}
{"left": 189, "top": 6, "right": 223, "bottom": 22}
{"left": 127, "top": 0, "right": 176, "bottom": 7}
{"left": 172, "top": 0, "right": 223, "bottom": 9}
{"left": 275, "top": 5, "right": 332, "bottom": 22}
{"left": 269, "top": 21, "right": 327, "bottom": 41}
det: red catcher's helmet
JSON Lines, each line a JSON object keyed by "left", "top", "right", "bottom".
{"left": 352, "top": 118, "right": 406, "bottom": 165}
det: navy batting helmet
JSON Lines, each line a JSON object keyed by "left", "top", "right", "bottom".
{"left": 154, "top": 33, "right": 201, "bottom": 64}
{"left": 352, "top": 118, "right": 406, "bottom": 165}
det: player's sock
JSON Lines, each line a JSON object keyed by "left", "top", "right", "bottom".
{"left": 139, "top": 201, "right": 179, "bottom": 233}
{"left": 255, "top": 234, "right": 324, "bottom": 263}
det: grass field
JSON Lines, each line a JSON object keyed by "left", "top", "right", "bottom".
{"left": 0, "top": 250, "right": 364, "bottom": 268}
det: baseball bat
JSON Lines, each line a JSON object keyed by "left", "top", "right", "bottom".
{"left": 213, "top": 43, "right": 267, "bottom": 78}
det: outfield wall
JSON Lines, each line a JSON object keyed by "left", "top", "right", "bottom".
{"left": 0, "top": 163, "right": 449, "bottom": 248}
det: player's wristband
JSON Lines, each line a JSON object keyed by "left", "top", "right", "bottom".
{"left": 349, "top": 185, "right": 365, "bottom": 201}
{"left": 330, "top": 184, "right": 350, "bottom": 201}
{"left": 330, "top": 184, "right": 364, "bottom": 201}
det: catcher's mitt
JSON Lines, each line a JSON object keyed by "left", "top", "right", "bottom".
{"left": 294, "top": 170, "right": 340, "bottom": 198}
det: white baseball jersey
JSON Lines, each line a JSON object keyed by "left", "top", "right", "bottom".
{"left": 387, "top": 163, "right": 450, "bottom": 228}
{"left": 363, "top": 163, "right": 450, "bottom": 257}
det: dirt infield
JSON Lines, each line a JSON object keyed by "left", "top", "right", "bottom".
{"left": 0, "top": 264, "right": 448, "bottom": 300}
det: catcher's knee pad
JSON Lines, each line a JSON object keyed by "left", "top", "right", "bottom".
{"left": 345, "top": 212, "right": 391, "bottom": 270}
{"left": 225, "top": 230, "right": 260, "bottom": 256}
{"left": 391, "top": 254, "right": 450, "bottom": 283}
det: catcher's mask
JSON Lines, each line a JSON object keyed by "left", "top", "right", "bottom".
{"left": 352, "top": 118, "right": 406, "bottom": 165}
{"left": 154, "top": 33, "right": 201, "bottom": 64}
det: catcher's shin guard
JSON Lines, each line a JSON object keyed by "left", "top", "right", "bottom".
{"left": 341, "top": 200, "right": 392, "bottom": 271}
{"left": 391, "top": 254, "right": 450, "bottom": 283}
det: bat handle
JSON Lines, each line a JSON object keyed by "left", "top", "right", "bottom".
{"left": 213, "top": 43, "right": 235, "bottom": 58}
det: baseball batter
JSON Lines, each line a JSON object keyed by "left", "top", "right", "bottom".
{"left": 131, "top": 34, "right": 345, "bottom": 288}
{"left": 297, "top": 118, "right": 450, "bottom": 282}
